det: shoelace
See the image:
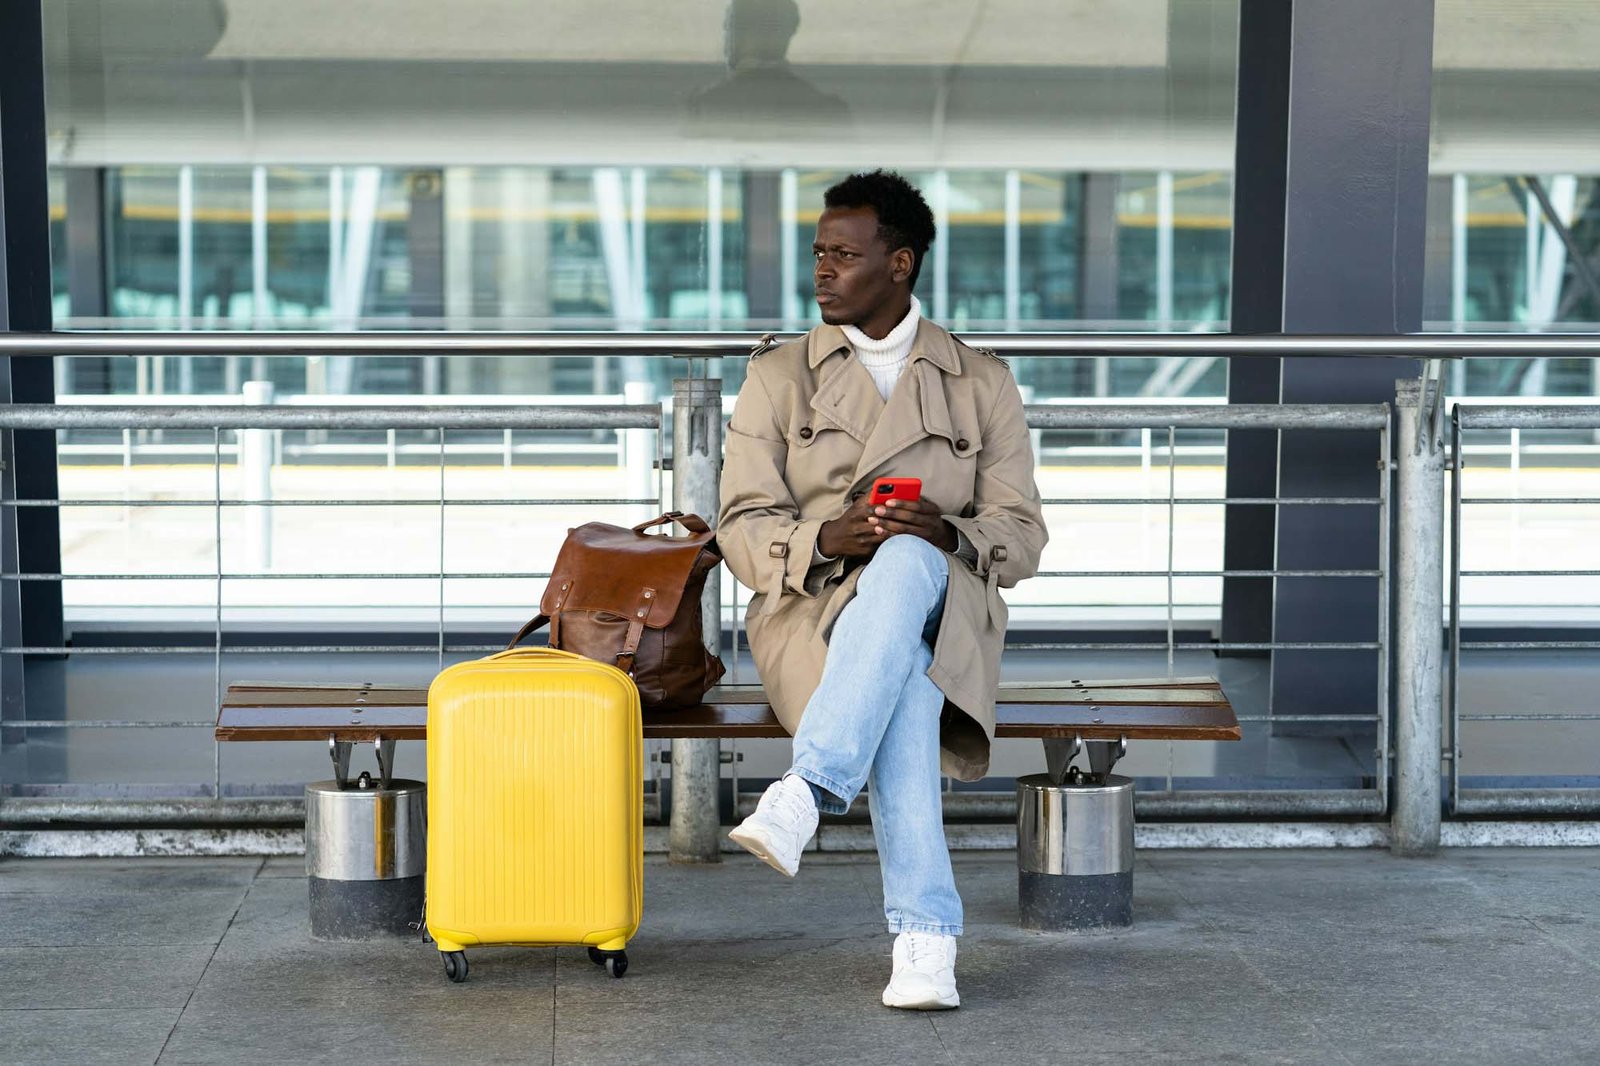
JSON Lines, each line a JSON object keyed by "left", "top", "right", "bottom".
{"left": 904, "top": 935, "right": 948, "bottom": 968}
{"left": 767, "top": 780, "right": 813, "bottom": 830}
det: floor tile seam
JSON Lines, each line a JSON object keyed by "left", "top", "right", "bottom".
{"left": 925, "top": 1014, "right": 958, "bottom": 1066}
{"left": 1516, "top": 914, "right": 1600, "bottom": 975}
{"left": 1456, "top": 867, "right": 1600, "bottom": 975}
{"left": 0, "top": 1006, "right": 187, "bottom": 1014}
{"left": 153, "top": 856, "right": 266, "bottom": 1066}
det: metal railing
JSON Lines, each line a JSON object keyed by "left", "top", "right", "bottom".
{"left": 0, "top": 389, "right": 1396, "bottom": 843}
{"left": 1, "top": 330, "right": 1598, "bottom": 857}
{"left": 1449, "top": 403, "right": 1600, "bottom": 816}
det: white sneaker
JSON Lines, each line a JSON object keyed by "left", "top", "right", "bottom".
{"left": 727, "top": 774, "right": 818, "bottom": 877}
{"left": 881, "top": 932, "right": 960, "bottom": 1010}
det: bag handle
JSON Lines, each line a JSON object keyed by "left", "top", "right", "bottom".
{"left": 631, "top": 511, "right": 710, "bottom": 536}
{"left": 506, "top": 613, "right": 550, "bottom": 651}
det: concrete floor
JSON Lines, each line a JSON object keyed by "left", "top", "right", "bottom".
{"left": 3, "top": 849, "right": 1598, "bottom": 1065}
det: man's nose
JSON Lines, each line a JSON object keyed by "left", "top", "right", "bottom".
{"left": 815, "top": 256, "right": 834, "bottom": 281}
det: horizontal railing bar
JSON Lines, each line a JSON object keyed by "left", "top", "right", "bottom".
{"left": 0, "top": 720, "right": 209, "bottom": 729}
{"left": 1039, "top": 497, "right": 1381, "bottom": 506}
{"left": 2, "top": 640, "right": 1380, "bottom": 655}
{"left": 1459, "top": 570, "right": 1600, "bottom": 577}
{"left": 0, "top": 645, "right": 483, "bottom": 654}
{"left": 1459, "top": 498, "right": 1600, "bottom": 506}
{"left": 1036, "top": 569, "right": 1380, "bottom": 578}
{"left": 0, "top": 798, "right": 305, "bottom": 826}
{"left": 1456, "top": 406, "right": 1600, "bottom": 429}
{"left": 1024, "top": 404, "right": 1389, "bottom": 430}
{"left": 1451, "top": 789, "right": 1600, "bottom": 815}
{"left": 1455, "top": 641, "right": 1600, "bottom": 650}
{"left": 4, "top": 330, "right": 1595, "bottom": 359}
{"left": 1005, "top": 642, "right": 1380, "bottom": 651}
{"left": 0, "top": 404, "right": 660, "bottom": 431}
{"left": 1233, "top": 715, "right": 1381, "bottom": 722}
{"left": 1, "top": 571, "right": 553, "bottom": 581}
{"left": 1459, "top": 713, "right": 1600, "bottom": 721}
{"left": 0, "top": 498, "right": 660, "bottom": 509}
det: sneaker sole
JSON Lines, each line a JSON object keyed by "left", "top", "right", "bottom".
{"left": 727, "top": 825, "right": 799, "bottom": 878}
{"left": 882, "top": 990, "right": 960, "bottom": 1010}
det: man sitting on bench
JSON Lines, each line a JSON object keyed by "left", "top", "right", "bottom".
{"left": 718, "top": 171, "right": 1048, "bottom": 1010}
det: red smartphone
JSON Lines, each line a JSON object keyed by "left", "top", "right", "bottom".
{"left": 869, "top": 477, "right": 922, "bottom": 506}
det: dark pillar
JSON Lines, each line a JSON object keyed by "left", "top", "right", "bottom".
{"left": 1423, "top": 176, "right": 1455, "bottom": 326}
{"left": 407, "top": 169, "right": 445, "bottom": 392}
{"left": 1269, "top": 0, "right": 1434, "bottom": 729}
{"left": 742, "top": 172, "right": 782, "bottom": 325}
{"left": 0, "top": 0, "right": 65, "bottom": 661}
{"left": 1078, "top": 173, "right": 1119, "bottom": 325}
{"left": 408, "top": 169, "right": 445, "bottom": 322}
{"left": 1221, "top": 0, "right": 1291, "bottom": 653}
{"left": 64, "top": 167, "right": 108, "bottom": 391}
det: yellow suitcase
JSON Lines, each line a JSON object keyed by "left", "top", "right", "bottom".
{"left": 425, "top": 647, "right": 643, "bottom": 981}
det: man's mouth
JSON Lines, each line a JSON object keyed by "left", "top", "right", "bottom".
{"left": 815, "top": 291, "right": 837, "bottom": 304}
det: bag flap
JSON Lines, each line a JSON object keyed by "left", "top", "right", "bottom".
{"left": 539, "top": 520, "right": 716, "bottom": 627}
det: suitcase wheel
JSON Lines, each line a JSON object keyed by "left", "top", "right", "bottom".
{"left": 442, "top": 950, "right": 469, "bottom": 983}
{"left": 587, "top": 946, "right": 629, "bottom": 979}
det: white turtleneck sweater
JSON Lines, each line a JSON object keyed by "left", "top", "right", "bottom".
{"left": 841, "top": 295, "right": 921, "bottom": 401}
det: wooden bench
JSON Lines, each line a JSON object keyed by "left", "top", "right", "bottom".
{"left": 220, "top": 675, "right": 1237, "bottom": 933}
{"left": 217, "top": 676, "right": 1239, "bottom": 789}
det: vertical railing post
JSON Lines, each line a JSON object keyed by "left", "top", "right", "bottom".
{"left": 622, "top": 380, "right": 657, "bottom": 524}
{"left": 1393, "top": 377, "right": 1445, "bottom": 855}
{"left": 241, "top": 381, "right": 275, "bottom": 571}
{"left": 669, "top": 376, "right": 723, "bottom": 863}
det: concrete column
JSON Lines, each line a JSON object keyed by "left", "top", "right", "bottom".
{"left": 669, "top": 377, "right": 723, "bottom": 863}
{"left": 1393, "top": 377, "right": 1444, "bottom": 855}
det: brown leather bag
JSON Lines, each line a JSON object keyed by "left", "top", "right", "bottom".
{"left": 508, "top": 512, "right": 726, "bottom": 711}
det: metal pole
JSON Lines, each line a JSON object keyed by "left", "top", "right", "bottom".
{"left": 621, "top": 381, "right": 657, "bottom": 525}
{"left": 669, "top": 375, "right": 722, "bottom": 863}
{"left": 1393, "top": 378, "right": 1444, "bottom": 855}
{"left": 241, "top": 381, "right": 274, "bottom": 570}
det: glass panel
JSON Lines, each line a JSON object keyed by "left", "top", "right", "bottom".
{"left": 1427, "top": 2, "right": 1600, "bottom": 343}
{"left": 34, "top": 0, "right": 1244, "bottom": 795}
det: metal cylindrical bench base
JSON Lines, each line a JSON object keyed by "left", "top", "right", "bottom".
{"left": 305, "top": 779, "right": 426, "bottom": 940}
{"left": 1016, "top": 773, "right": 1134, "bottom": 931}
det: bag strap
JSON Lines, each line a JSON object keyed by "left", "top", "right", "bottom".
{"left": 506, "top": 613, "right": 549, "bottom": 651}
{"left": 631, "top": 511, "right": 710, "bottom": 536}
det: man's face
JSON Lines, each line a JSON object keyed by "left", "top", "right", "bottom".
{"left": 813, "top": 206, "right": 912, "bottom": 328}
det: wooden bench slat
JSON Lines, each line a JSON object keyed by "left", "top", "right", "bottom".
{"left": 217, "top": 676, "right": 1240, "bottom": 744}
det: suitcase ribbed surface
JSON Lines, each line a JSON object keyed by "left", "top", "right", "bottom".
{"left": 425, "top": 649, "right": 642, "bottom": 950}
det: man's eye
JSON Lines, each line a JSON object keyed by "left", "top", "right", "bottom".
{"left": 813, "top": 250, "right": 824, "bottom": 260}
{"left": 838, "top": 252, "right": 855, "bottom": 259}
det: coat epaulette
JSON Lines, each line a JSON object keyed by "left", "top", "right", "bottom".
{"left": 748, "top": 332, "right": 780, "bottom": 360}
{"left": 952, "top": 333, "right": 1010, "bottom": 370}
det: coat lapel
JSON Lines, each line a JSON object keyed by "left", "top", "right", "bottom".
{"left": 806, "top": 324, "right": 881, "bottom": 443}
{"left": 849, "top": 321, "right": 963, "bottom": 489}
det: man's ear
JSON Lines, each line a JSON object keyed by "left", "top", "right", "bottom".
{"left": 891, "top": 248, "right": 914, "bottom": 284}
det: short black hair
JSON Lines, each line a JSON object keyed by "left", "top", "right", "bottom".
{"left": 822, "top": 170, "right": 937, "bottom": 289}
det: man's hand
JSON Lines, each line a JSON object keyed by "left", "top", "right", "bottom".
{"left": 816, "top": 494, "right": 884, "bottom": 560}
{"left": 873, "top": 496, "right": 958, "bottom": 552}
{"left": 818, "top": 494, "right": 957, "bottom": 559}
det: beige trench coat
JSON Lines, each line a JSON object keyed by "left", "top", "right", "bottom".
{"left": 717, "top": 318, "right": 1047, "bottom": 781}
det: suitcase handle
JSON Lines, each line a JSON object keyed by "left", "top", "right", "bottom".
{"left": 482, "top": 646, "right": 590, "bottom": 665}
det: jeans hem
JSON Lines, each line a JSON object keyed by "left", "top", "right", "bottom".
{"left": 787, "top": 766, "right": 853, "bottom": 816}
{"left": 887, "top": 921, "right": 964, "bottom": 937}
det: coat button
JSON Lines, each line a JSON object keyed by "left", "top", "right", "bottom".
{"left": 956, "top": 438, "right": 970, "bottom": 451}
{"left": 799, "top": 426, "right": 813, "bottom": 440}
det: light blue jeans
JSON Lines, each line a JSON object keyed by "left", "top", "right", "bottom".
{"left": 788, "top": 534, "right": 963, "bottom": 937}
